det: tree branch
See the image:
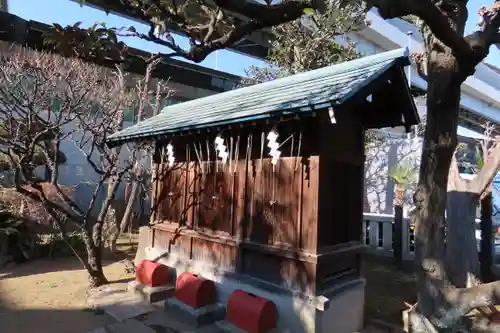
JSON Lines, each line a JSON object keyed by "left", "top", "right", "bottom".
{"left": 443, "top": 280, "right": 500, "bottom": 325}
{"left": 410, "top": 52, "right": 427, "bottom": 81}
{"left": 448, "top": 154, "right": 467, "bottom": 192}
{"left": 472, "top": 140, "right": 500, "bottom": 196}
{"left": 367, "top": 0, "right": 475, "bottom": 60}
{"left": 489, "top": 32, "right": 500, "bottom": 45}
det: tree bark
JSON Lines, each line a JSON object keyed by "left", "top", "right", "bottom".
{"left": 108, "top": 180, "right": 140, "bottom": 253}
{"left": 445, "top": 156, "right": 482, "bottom": 289}
{"left": 394, "top": 184, "right": 404, "bottom": 268}
{"left": 445, "top": 191, "right": 481, "bottom": 288}
{"left": 411, "top": 38, "right": 465, "bottom": 331}
{"left": 119, "top": 180, "right": 140, "bottom": 233}
{"left": 480, "top": 193, "right": 495, "bottom": 282}
{"left": 81, "top": 228, "right": 107, "bottom": 287}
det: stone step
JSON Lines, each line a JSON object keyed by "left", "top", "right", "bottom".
{"left": 139, "top": 309, "right": 224, "bottom": 333}
{"left": 165, "top": 297, "right": 226, "bottom": 328}
{"left": 87, "top": 283, "right": 156, "bottom": 322}
{"left": 215, "top": 320, "right": 279, "bottom": 333}
{"left": 88, "top": 319, "right": 157, "bottom": 333}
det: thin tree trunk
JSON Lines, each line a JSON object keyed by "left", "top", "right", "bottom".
{"left": 108, "top": 180, "right": 140, "bottom": 252}
{"left": 84, "top": 176, "right": 121, "bottom": 287}
{"left": 81, "top": 228, "right": 107, "bottom": 287}
{"left": 120, "top": 180, "right": 140, "bottom": 233}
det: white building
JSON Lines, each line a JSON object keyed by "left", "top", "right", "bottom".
{"left": 356, "top": 10, "right": 500, "bottom": 215}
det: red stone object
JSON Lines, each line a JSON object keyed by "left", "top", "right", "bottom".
{"left": 175, "top": 272, "right": 216, "bottom": 309}
{"left": 135, "top": 260, "right": 170, "bottom": 288}
{"left": 226, "top": 290, "right": 277, "bottom": 333}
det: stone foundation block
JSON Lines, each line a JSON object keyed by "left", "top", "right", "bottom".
{"left": 128, "top": 280, "right": 175, "bottom": 303}
{"left": 165, "top": 296, "right": 226, "bottom": 327}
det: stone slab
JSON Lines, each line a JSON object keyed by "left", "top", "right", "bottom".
{"left": 165, "top": 297, "right": 226, "bottom": 327}
{"left": 87, "top": 283, "right": 156, "bottom": 322}
{"left": 102, "top": 300, "right": 156, "bottom": 322}
{"left": 128, "top": 280, "right": 176, "bottom": 303}
{"left": 141, "top": 308, "right": 195, "bottom": 332}
{"left": 87, "top": 283, "right": 131, "bottom": 307}
{"left": 140, "top": 311, "right": 228, "bottom": 333}
{"left": 108, "top": 319, "right": 158, "bottom": 333}
{"left": 88, "top": 318, "right": 224, "bottom": 333}
{"left": 86, "top": 327, "right": 109, "bottom": 333}
{"left": 215, "top": 320, "right": 280, "bottom": 333}
{"left": 90, "top": 318, "right": 157, "bottom": 333}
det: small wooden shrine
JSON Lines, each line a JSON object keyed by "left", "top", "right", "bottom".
{"left": 107, "top": 48, "right": 419, "bottom": 332}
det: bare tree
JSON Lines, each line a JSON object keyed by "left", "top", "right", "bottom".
{"left": 41, "top": 0, "right": 500, "bottom": 329}
{"left": 108, "top": 56, "right": 172, "bottom": 253}
{"left": 0, "top": 45, "right": 153, "bottom": 287}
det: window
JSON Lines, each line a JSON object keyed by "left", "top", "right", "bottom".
{"left": 123, "top": 107, "right": 135, "bottom": 122}
{"left": 160, "top": 96, "right": 190, "bottom": 111}
{"left": 211, "top": 77, "right": 238, "bottom": 91}
{"left": 51, "top": 97, "right": 61, "bottom": 113}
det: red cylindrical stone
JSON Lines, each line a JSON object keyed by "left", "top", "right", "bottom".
{"left": 135, "top": 260, "right": 170, "bottom": 287}
{"left": 226, "top": 290, "right": 277, "bottom": 333}
{"left": 175, "top": 272, "right": 216, "bottom": 309}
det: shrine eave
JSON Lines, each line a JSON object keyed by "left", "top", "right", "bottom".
{"left": 106, "top": 48, "right": 420, "bottom": 147}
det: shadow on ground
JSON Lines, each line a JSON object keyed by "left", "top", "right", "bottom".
{"left": 0, "top": 256, "right": 132, "bottom": 280}
{"left": 0, "top": 307, "right": 117, "bottom": 333}
{"left": 0, "top": 251, "right": 416, "bottom": 332}
{"left": 0, "top": 254, "right": 137, "bottom": 333}
{"left": 362, "top": 254, "right": 416, "bottom": 326}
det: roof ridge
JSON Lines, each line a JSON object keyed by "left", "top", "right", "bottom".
{"left": 107, "top": 48, "right": 413, "bottom": 144}
{"left": 152, "top": 48, "right": 409, "bottom": 115}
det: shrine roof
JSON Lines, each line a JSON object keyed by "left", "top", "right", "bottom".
{"left": 107, "top": 48, "right": 419, "bottom": 146}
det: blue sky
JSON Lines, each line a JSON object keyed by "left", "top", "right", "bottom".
{"left": 8, "top": 0, "right": 267, "bottom": 76}
{"left": 7, "top": 0, "right": 500, "bottom": 75}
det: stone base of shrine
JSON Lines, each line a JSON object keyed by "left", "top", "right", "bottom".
{"left": 128, "top": 280, "right": 176, "bottom": 303}
{"left": 141, "top": 243, "right": 365, "bottom": 333}
{"left": 165, "top": 297, "right": 226, "bottom": 327}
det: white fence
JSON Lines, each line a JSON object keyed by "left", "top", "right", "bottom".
{"left": 362, "top": 212, "right": 483, "bottom": 261}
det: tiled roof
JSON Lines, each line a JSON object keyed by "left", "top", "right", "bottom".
{"left": 107, "top": 48, "right": 411, "bottom": 145}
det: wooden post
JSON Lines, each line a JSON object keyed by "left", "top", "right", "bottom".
{"left": 480, "top": 193, "right": 495, "bottom": 282}
{"left": 394, "top": 205, "right": 404, "bottom": 268}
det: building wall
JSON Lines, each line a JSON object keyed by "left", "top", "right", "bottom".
{"left": 355, "top": 13, "right": 500, "bottom": 216}
{"left": 364, "top": 133, "right": 481, "bottom": 216}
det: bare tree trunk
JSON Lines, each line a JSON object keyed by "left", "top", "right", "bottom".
{"left": 83, "top": 177, "right": 121, "bottom": 287}
{"left": 109, "top": 180, "right": 140, "bottom": 252}
{"left": 445, "top": 191, "right": 481, "bottom": 288}
{"left": 120, "top": 180, "right": 140, "bottom": 233}
{"left": 480, "top": 192, "right": 495, "bottom": 282}
{"left": 81, "top": 229, "right": 107, "bottom": 287}
{"left": 445, "top": 157, "right": 482, "bottom": 289}
{"left": 410, "top": 44, "right": 463, "bottom": 331}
